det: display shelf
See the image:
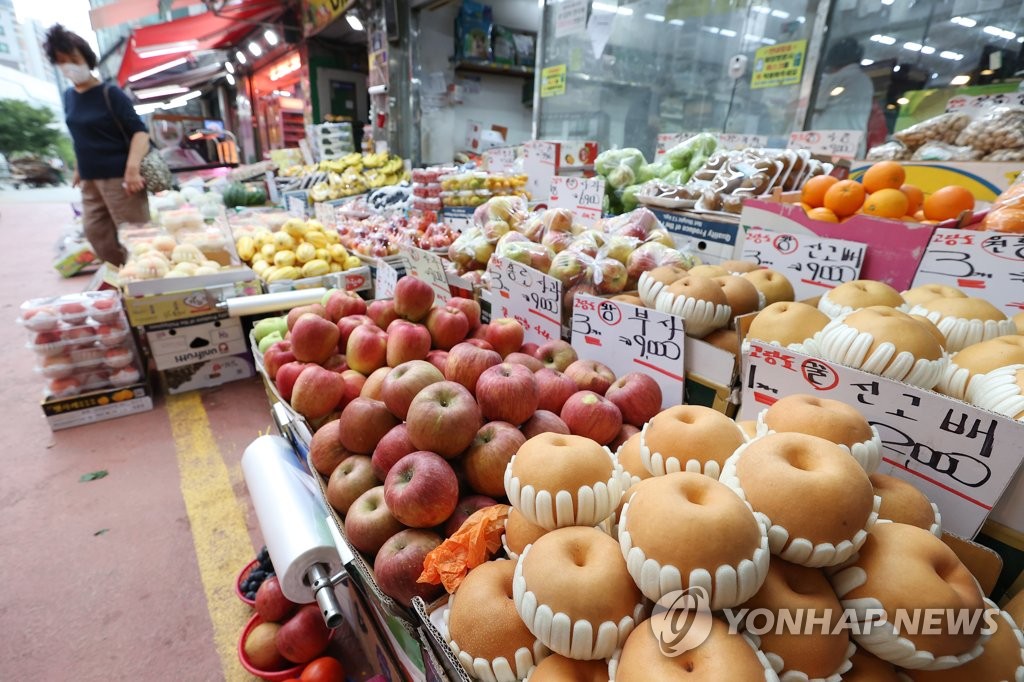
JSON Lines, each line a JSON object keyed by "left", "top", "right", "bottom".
{"left": 453, "top": 60, "right": 535, "bottom": 78}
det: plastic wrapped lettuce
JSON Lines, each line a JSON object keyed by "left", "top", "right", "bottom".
{"left": 622, "top": 184, "right": 642, "bottom": 212}
{"left": 665, "top": 133, "right": 718, "bottom": 170}
{"left": 607, "top": 163, "right": 637, "bottom": 190}
{"left": 637, "top": 162, "right": 671, "bottom": 184}
{"left": 663, "top": 169, "right": 689, "bottom": 186}
{"left": 595, "top": 148, "right": 646, "bottom": 177}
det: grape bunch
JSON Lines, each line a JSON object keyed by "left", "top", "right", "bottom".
{"left": 240, "top": 546, "right": 276, "bottom": 601}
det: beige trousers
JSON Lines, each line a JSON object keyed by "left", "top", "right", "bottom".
{"left": 80, "top": 178, "right": 150, "bottom": 266}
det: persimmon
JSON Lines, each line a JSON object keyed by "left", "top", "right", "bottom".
{"left": 823, "top": 180, "right": 866, "bottom": 218}
{"left": 863, "top": 161, "right": 906, "bottom": 193}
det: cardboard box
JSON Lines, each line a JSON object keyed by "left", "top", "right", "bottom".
{"left": 264, "top": 266, "right": 371, "bottom": 295}
{"left": 649, "top": 208, "right": 744, "bottom": 264}
{"left": 522, "top": 140, "right": 597, "bottom": 199}
{"left": 123, "top": 269, "right": 260, "bottom": 327}
{"left": 159, "top": 354, "right": 255, "bottom": 395}
{"left": 43, "top": 382, "right": 154, "bottom": 431}
{"left": 740, "top": 199, "right": 936, "bottom": 290}
{"left": 143, "top": 313, "right": 248, "bottom": 371}
{"left": 53, "top": 242, "right": 98, "bottom": 278}
{"left": 412, "top": 597, "right": 472, "bottom": 682}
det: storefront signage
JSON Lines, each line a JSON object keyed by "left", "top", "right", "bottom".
{"left": 540, "top": 64, "right": 567, "bottom": 98}
{"left": 269, "top": 54, "right": 301, "bottom": 82}
{"left": 554, "top": 0, "right": 588, "bottom": 38}
{"left": 400, "top": 246, "right": 451, "bottom": 303}
{"left": 301, "top": 0, "right": 346, "bottom": 37}
{"left": 570, "top": 294, "right": 684, "bottom": 409}
{"left": 742, "top": 227, "right": 866, "bottom": 300}
{"left": 911, "top": 228, "right": 1024, "bottom": 317}
{"left": 751, "top": 39, "right": 807, "bottom": 89}
{"left": 487, "top": 256, "right": 562, "bottom": 345}
{"left": 787, "top": 130, "right": 863, "bottom": 159}
{"left": 740, "top": 341, "right": 1024, "bottom": 538}
{"left": 548, "top": 175, "right": 605, "bottom": 224}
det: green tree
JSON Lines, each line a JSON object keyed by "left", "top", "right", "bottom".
{"left": 0, "top": 98, "right": 63, "bottom": 158}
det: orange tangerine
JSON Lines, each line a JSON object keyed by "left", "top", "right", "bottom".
{"left": 923, "top": 186, "right": 975, "bottom": 222}
{"left": 801, "top": 175, "right": 839, "bottom": 209}
{"left": 863, "top": 188, "right": 910, "bottom": 219}
{"left": 806, "top": 207, "right": 839, "bottom": 223}
{"left": 863, "top": 161, "right": 906, "bottom": 193}
{"left": 823, "top": 180, "right": 866, "bottom": 218}
{"left": 900, "top": 184, "right": 924, "bottom": 215}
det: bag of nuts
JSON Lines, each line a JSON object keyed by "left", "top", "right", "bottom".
{"left": 983, "top": 148, "right": 1024, "bottom": 162}
{"left": 910, "top": 141, "right": 984, "bottom": 161}
{"left": 866, "top": 140, "right": 911, "bottom": 161}
{"left": 892, "top": 112, "right": 971, "bottom": 148}
{"left": 955, "top": 106, "right": 1024, "bottom": 153}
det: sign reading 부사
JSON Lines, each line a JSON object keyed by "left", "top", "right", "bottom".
{"left": 739, "top": 341, "right": 1024, "bottom": 538}
{"left": 548, "top": 175, "right": 605, "bottom": 224}
{"left": 400, "top": 246, "right": 451, "bottom": 303}
{"left": 570, "top": 294, "right": 684, "bottom": 409}
{"left": 787, "top": 129, "right": 863, "bottom": 159}
{"left": 486, "top": 256, "right": 561, "bottom": 345}
{"left": 742, "top": 227, "right": 866, "bottom": 300}
{"left": 751, "top": 39, "right": 806, "bottom": 89}
{"left": 375, "top": 257, "right": 401, "bottom": 299}
{"left": 911, "top": 228, "right": 1024, "bottom": 317}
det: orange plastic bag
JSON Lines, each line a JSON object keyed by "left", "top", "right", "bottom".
{"left": 418, "top": 504, "right": 510, "bottom": 593}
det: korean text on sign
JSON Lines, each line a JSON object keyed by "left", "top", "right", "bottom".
{"left": 487, "top": 256, "right": 562, "bottom": 345}
{"left": 742, "top": 227, "right": 866, "bottom": 300}
{"left": 401, "top": 246, "right": 452, "bottom": 303}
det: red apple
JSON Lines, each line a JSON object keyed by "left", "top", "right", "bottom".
{"left": 463, "top": 338, "right": 495, "bottom": 351}
{"left": 485, "top": 318, "right": 525, "bottom": 357}
{"left": 504, "top": 352, "right": 544, "bottom": 372}
{"left": 463, "top": 421, "right": 526, "bottom": 497}
{"left": 263, "top": 341, "right": 295, "bottom": 380}
{"left": 534, "top": 339, "right": 578, "bottom": 372}
{"left": 444, "top": 494, "right": 499, "bottom": 537}
{"left": 475, "top": 363, "right": 538, "bottom": 425}
{"left": 564, "top": 359, "right": 616, "bottom": 395}
{"left": 360, "top": 366, "right": 392, "bottom": 399}
{"left": 534, "top": 368, "right": 578, "bottom": 414}
{"left": 323, "top": 354, "right": 347, "bottom": 372}
{"left": 444, "top": 342, "right": 501, "bottom": 395}
{"left": 521, "top": 410, "right": 571, "bottom": 439}
{"left": 276, "top": 603, "right": 331, "bottom": 664}
{"left": 560, "top": 390, "right": 623, "bottom": 445}
{"left": 519, "top": 342, "right": 539, "bottom": 357}
{"left": 255, "top": 575, "right": 299, "bottom": 622}
{"left": 346, "top": 324, "right": 388, "bottom": 375}
{"left": 372, "top": 423, "right": 417, "bottom": 481}
{"left": 610, "top": 423, "right": 640, "bottom": 452}
{"left": 287, "top": 303, "right": 327, "bottom": 330}
{"left": 405, "top": 381, "right": 482, "bottom": 458}
{"left": 276, "top": 361, "right": 312, "bottom": 402}
{"left": 385, "top": 320, "right": 431, "bottom": 366}
{"left": 373, "top": 529, "right": 444, "bottom": 607}
{"left": 325, "top": 290, "right": 367, "bottom": 322}
{"left": 384, "top": 451, "right": 459, "bottom": 527}
{"left": 425, "top": 306, "right": 469, "bottom": 350}
{"left": 367, "top": 299, "right": 400, "bottom": 329}
{"left": 393, "top": 276, "right": 435, "bottom": 322}
{"left": 425, "top": 349, "right": 448, "bottom": 374}
{"left": 344, "top": 485, "right": 405, "bottom": 556}
{"left": 309, "top": 420, "right": 352, "bottom": 476}
{"left": 471, "top": 324, "right": 490, "bottom": 340}
{"left": 446, "top": 297, "right": 481, "bottom": 331}
{"left": 339, "top": 369, "right": 365, "bottom": 409}
{"left": 338, "top": 397, "right": 400, "bottom": 454}
{"left": 605, "top": 372, "right": 663, "bottom": 427}
{"left": 379, "top": 360, "right": 444, "bottom": 419}
{"left": 292, "top": 365, "right": 348, "bottom": 421}
{"left": 337, "top": 314, "right": 375, "bottom": 351}
{"left": 326, "top": 455, "right": 378, "bottom": 515}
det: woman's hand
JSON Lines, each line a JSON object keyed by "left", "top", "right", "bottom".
{"left": 123, "top": 164, "right": 145, "bottom": 194}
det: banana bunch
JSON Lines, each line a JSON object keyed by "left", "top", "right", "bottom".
{"left": 318, "top": 153, "right": 363, "bottom": 173}
{"left": 235, "top": 218, "right": 362, "bottom": 282}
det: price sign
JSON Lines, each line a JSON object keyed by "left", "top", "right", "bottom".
{"left": 740, "top": 341, "right": 1024, "bottom": 538}
{"left": 946, "top": 91, "right": 1024, "bottom": 116}
{"left": 523, "top": 141, "right": 559, "bottom": 199}
{"left": 787, "top": 130, "right": 863, "bottom": 159}
{"left": 264, "top": 171, "right": 280, "bottom": 204}
{"left": 742, "top": 227, "right": 866, "bottom": 300}
{"left": 717, "top": 133, "right": 768, "bottom": 151}
{"left": 570, "top": 294, "right": 684, "bottom": 408}
{"left": 656, "top": 132, "right": 700, "bottom": 157}
{"left": 548, "top": 175, "right": 605, "bottom": 224}
{"left": 375, "top": 258, "right": 401, "bottom": 299}
{"left": 487, "top": 256, "right": 562, "bottom": 345}
{"left": 911, "top": 228, "right": 1024, "bottom": 317}
{"left": 483, "top": 146, "right": 518, "bottom": 173}
{"left": 286, "top": 194, "right": 307, "bottom": 219}
{"left": 314, "top": 202, "right": 335, "bottom": 229}
{"left": 401, "top": 246, "right": 452, "bottom": 303}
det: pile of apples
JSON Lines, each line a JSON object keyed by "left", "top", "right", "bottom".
{"left": 336, "top": 212, "right": 457, "bottom": 258}
{"left": 260, "top": 276, "right": 663, "bottom": 607}
{"left": 241, "top": 574, "right": 343, "bottom": 676}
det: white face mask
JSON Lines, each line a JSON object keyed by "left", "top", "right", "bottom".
{"left": 60, "top": 63, "right": 93, "bottom": 85}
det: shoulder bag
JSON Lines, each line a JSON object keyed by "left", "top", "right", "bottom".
{"left": 102, "top": 83, "right": 174, "bottom": 193}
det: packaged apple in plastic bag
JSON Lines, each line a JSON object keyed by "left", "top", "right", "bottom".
{"left": 447, "top": 227, "right": 495, "bottom": 272}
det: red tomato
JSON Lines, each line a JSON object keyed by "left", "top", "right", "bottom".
{"left": 300, "top": 656, "right": 345, "bottom": 682}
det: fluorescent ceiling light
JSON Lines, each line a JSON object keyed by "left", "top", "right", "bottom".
{"left": 225, "top": 61, "right": 235, "bottom": 74}
{"left": 133, "top": 103, "right": 161, "bottom": 115}
{"left": 133, "top": 84, "right": 188, "bottom": 100}
{"left": 897, "top": 97, "right": 909, "bottom": 105}
{"left": 264, "top": 29, "right": 279, "bottom": 46}
{"left": 346, "top": 14, "right": 364, "bottom": 30}
{"left": 903, "top": 41, "right": 922, "bottom": 51}
{"left": 592, "top": 2, "right": 632, "bottom": 15}
{"left": 860, "top": 59, "right": 874, "bottom": 66}
{"left": 830, "top": 86, "right": 845, "bottom": 96}
{"left": 951, "top": 74, "right": 970, "bottom": 85}
{"left": 248, "top": 42, "right": 262, "bottom": 57}
{"left": 951, "top": 16, "right": 976, "bottom": 27}
{"left": 236, "top": 51, "right": 247, "bottom": 64}
{"left": 226, "top": 73, "right": 235, "bottom": 85}
{"left": 761, "top": 37, "right": 776, "bottom": 45}
{"left": 770, "top": 9, "right": 789, "bottom": 18}
{"left": 983, "top": 25, "right": 1016, "bottom": 40}
{"left": 128, "top": 56, "right": 187, "bottom": 82}
{"left": 162, "top": 90, "right": 202, "bottom": 110}
{"left": 669, "top": 19, "right": 684, "bottom": 26}
{"left": 720, "top": 28, "right": 737, "bottom": 37}
{"left": 702, "top": 26, "right": 720, "bottom": 34}
{"left": 797, "top": 16, "right": 805, "bottom": 23}
{"left": 893, "top": 65, "right": 901, "bottom": 72}
{"left": 751, "top": 6, "right": 770, "bottom": 13}
{"left": 870, "top": 34, "right": 896, "bottom": 45}
{"left": 939, "top": 51, "right": 964, "bottom": 60}
{"left": 136, "top": 41, "right": 199, "bottom": 58}
{"left": 881, "top": 0, "right": 894, "bottom": 4}
{"left": 920, "top": 46, "right": 935, "bottom": 54}
{"left": 644, "top": 13, "right": 665, "bottom": 21}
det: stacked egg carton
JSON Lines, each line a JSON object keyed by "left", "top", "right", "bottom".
{"left": 314, "top": 122, "right": 354, "bottom": 160}
{"left": 19, "top": 291, "right": 144, "bottom": 399}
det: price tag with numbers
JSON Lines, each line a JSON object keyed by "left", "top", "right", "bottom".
{"left": 787, "top": 129, "right": 863, "bottom": 159}
{"left": 483, "top": 146, "right": 518, "bottom": 173}
{"left": 548, "top": 176, "right": 605, "bottom": 224}
{"left": 570, "top": 294, "right": 684, "bottom": 408}
{"left": 486, "top": 256, "right": 562, "bottom": 345}
{"left": 287, "top": 194, "right": 307, "bottom": 219}
{"left": 717, "top": 133, "right": 768, "bottom": 151}
{"left": 375, "top": 258, "right": 401, "bottom": 299}
{"left": 655, "top": 132, "right": 700, "bottom": 157}
{"left": 400, "top": 246, "right": 452, "bottom": 303}
{"left": 740, "top": 341, "right": 1024, "bottom": 538}
{"left": 911, "top": 228, "right": 1024, "bottom": 317}
{"left": 946, "top": 91, "right": 1024, "bottom": 116}
{"left": 523, "top": 141, "right": 559, "bottom": 199}
{"left": 314, "top": 202, "right": 335, "bottom": 229}
{"left": 742, "top": 227, "right": 866, "bottom": 300}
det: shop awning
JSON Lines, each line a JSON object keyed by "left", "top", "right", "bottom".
{"left": 116, "top": 0, "right": 283, "bottom": 86}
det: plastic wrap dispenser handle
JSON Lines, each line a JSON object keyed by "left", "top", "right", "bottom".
{"left": 219, "top": 287, "right": 328, "bottom": 318}
{"left": 306, "top": 563, "right": 344, "bottom": 629}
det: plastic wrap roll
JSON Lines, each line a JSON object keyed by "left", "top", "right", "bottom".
{"left": 242, "top": 434, "right": 343, "bottom": 604}
{"left": 224, "top": 288, "right": 327, "bottom": 317}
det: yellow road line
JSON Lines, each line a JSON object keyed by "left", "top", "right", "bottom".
{"left": 167, "top": 392, "right": 256, "bottom": 682}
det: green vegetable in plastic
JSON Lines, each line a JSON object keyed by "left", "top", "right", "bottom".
{"left": 607, "top": 163, "right": 637, "bottom": 190}
{"left": 665, "top": 133, "right": 718, "bottom": 170}
{"left": 688, "top": 153, "right": 709, "bottom": 176}
{"left": 663, "top": 169, "right": 688, "bottom": 186}
{"left": 622, "top": 184, "right": 642, "bottom": 212}
{"left": 595, "top": 148, "right": 646, "bottom": 177}
{"left": 638, "top": 162, "right": 672, "bottom": 183}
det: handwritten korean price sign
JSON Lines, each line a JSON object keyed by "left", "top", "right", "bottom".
{"left": 570, "top": 294, "right": 684, "bottom": 408}
{"left": 549, "top": 175, "right": 605, "bottom": 225}
{"left": 739, "top": 341, "right": 1024, "bottom": 538}
{"left": 400, "top": 246, "right": 451, "bottom": 303}
{"left": 314, "top": 202, "right": 335, "bottom": 229}
{"left": 787, "top": 130, "right": 863, "bottom": 159}
{"left": 717, "top": 133, "right": 768, "bottom": 151}
{"left": 742, "top": 227, "right": 866, "bottom": 300}
{"left": 483, "top": 146, "right": 518, "bottom": 174}
{"left": 374, "top": 258, "right": 401, "bottom": 300}
{"left": 656, "top": 132, "right": 699, "bottom": 157}
{"left": 911, "top": 228, "right": 1024, "bottom": 317}
{"left": 486, "top": 256, "right": 562, "bottom": 345}
{"left": 286, "top": 194, "right": 307, "bottom": 219}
